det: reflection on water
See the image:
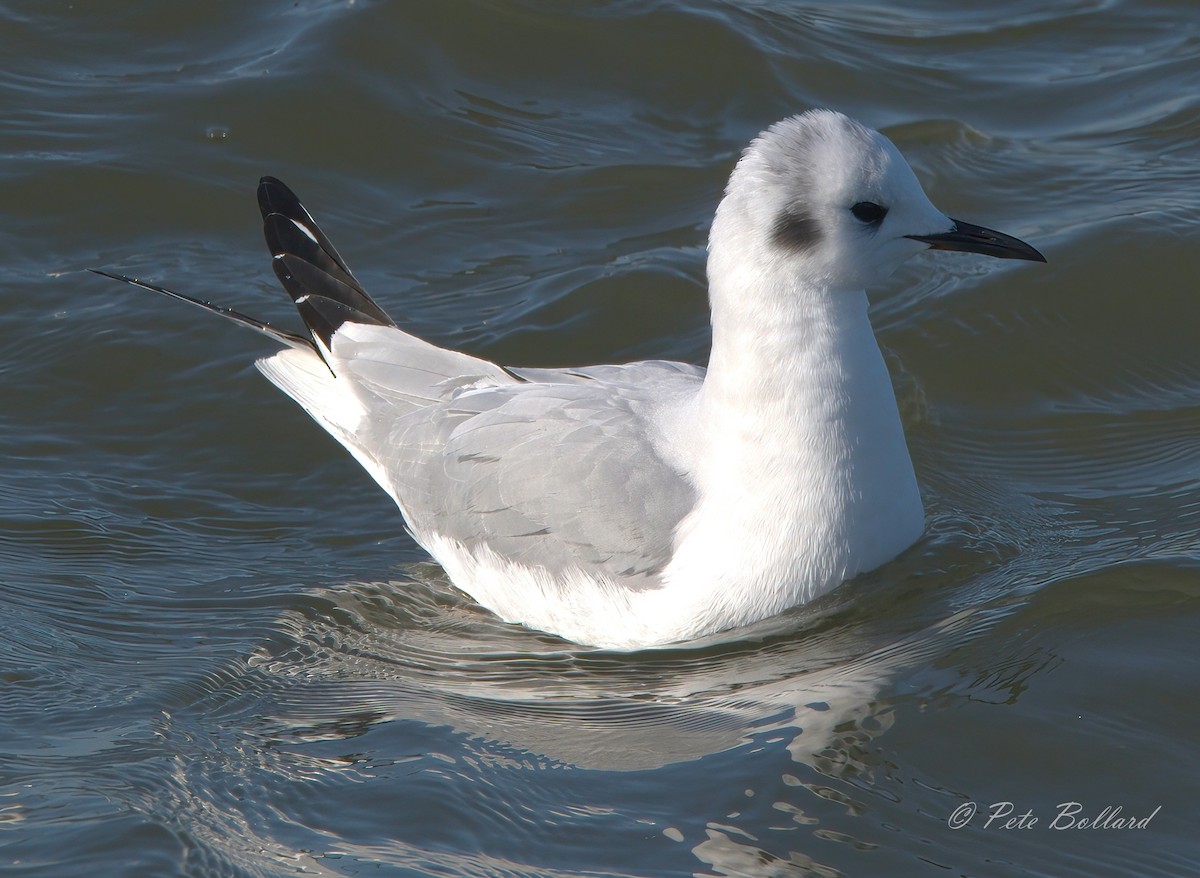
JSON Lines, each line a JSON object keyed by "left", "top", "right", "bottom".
{"left": 142, "top": 564, "right": 1027, "bottom": 875}
{"left": 238, "top": 575, "right": 915, "bottom": 773}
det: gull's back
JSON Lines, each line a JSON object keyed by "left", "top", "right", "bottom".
{"left": 261, "top": 330, "right": 703, "bottom": 588}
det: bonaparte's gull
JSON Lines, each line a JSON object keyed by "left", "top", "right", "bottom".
{"left": 94, "top": 110, "right": 1044, "bottom": 649}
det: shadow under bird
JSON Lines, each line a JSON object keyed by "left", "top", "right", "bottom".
{"left": 94, "top": 109, "right": 1045, "bottom": 649}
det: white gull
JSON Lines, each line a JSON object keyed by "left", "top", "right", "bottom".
{"left": 94, "top": 110, "right": 1044, "bottom": 649}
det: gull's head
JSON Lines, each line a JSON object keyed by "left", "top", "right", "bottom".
{"left": 709, "top": 110, "right": 1044, "bottom": 297}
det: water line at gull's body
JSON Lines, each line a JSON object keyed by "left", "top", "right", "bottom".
{"left": 93, "top": 110, "right": 1044, "bottom": 649}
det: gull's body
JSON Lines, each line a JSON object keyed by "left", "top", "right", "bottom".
{"left": 97, "top": 110, "right": 1043, "bottom": 649}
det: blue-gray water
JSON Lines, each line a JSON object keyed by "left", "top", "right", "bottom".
{"left": 2, "top": 2, "right": 1198, "bottom": 875}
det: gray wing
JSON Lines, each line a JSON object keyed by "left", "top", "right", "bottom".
{"left": 377, "top": 366, "right": 701, "bottom": 588}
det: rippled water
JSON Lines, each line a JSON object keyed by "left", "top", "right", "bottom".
{"left": 3, "top": 2, "right": 1199, "bottom": 875}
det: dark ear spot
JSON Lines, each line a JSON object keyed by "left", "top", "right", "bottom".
{"left": 771, "top": 208, "right": 822, "bottom": 252}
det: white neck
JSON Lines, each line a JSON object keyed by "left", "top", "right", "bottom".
{"left": 654, "top": 268, "right": 923, "bottom": 639}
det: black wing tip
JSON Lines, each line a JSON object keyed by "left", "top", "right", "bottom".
{"left": 255, "top": 176, "right": 397, "bottom": 348}
{"left": 256, "top": 176, "right": 304, "bottom": 221}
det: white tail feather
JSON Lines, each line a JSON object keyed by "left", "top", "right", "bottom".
{"left": 256, "top": 348, "right": 396, "bottom": 498}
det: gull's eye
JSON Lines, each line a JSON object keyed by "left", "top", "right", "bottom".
{"left": 850, "top": 201, "right": 888, "bottom": 225}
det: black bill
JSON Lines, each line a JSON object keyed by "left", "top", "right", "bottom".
{"left": 907, "top": 218, "right": 1046, "bottom": 263}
